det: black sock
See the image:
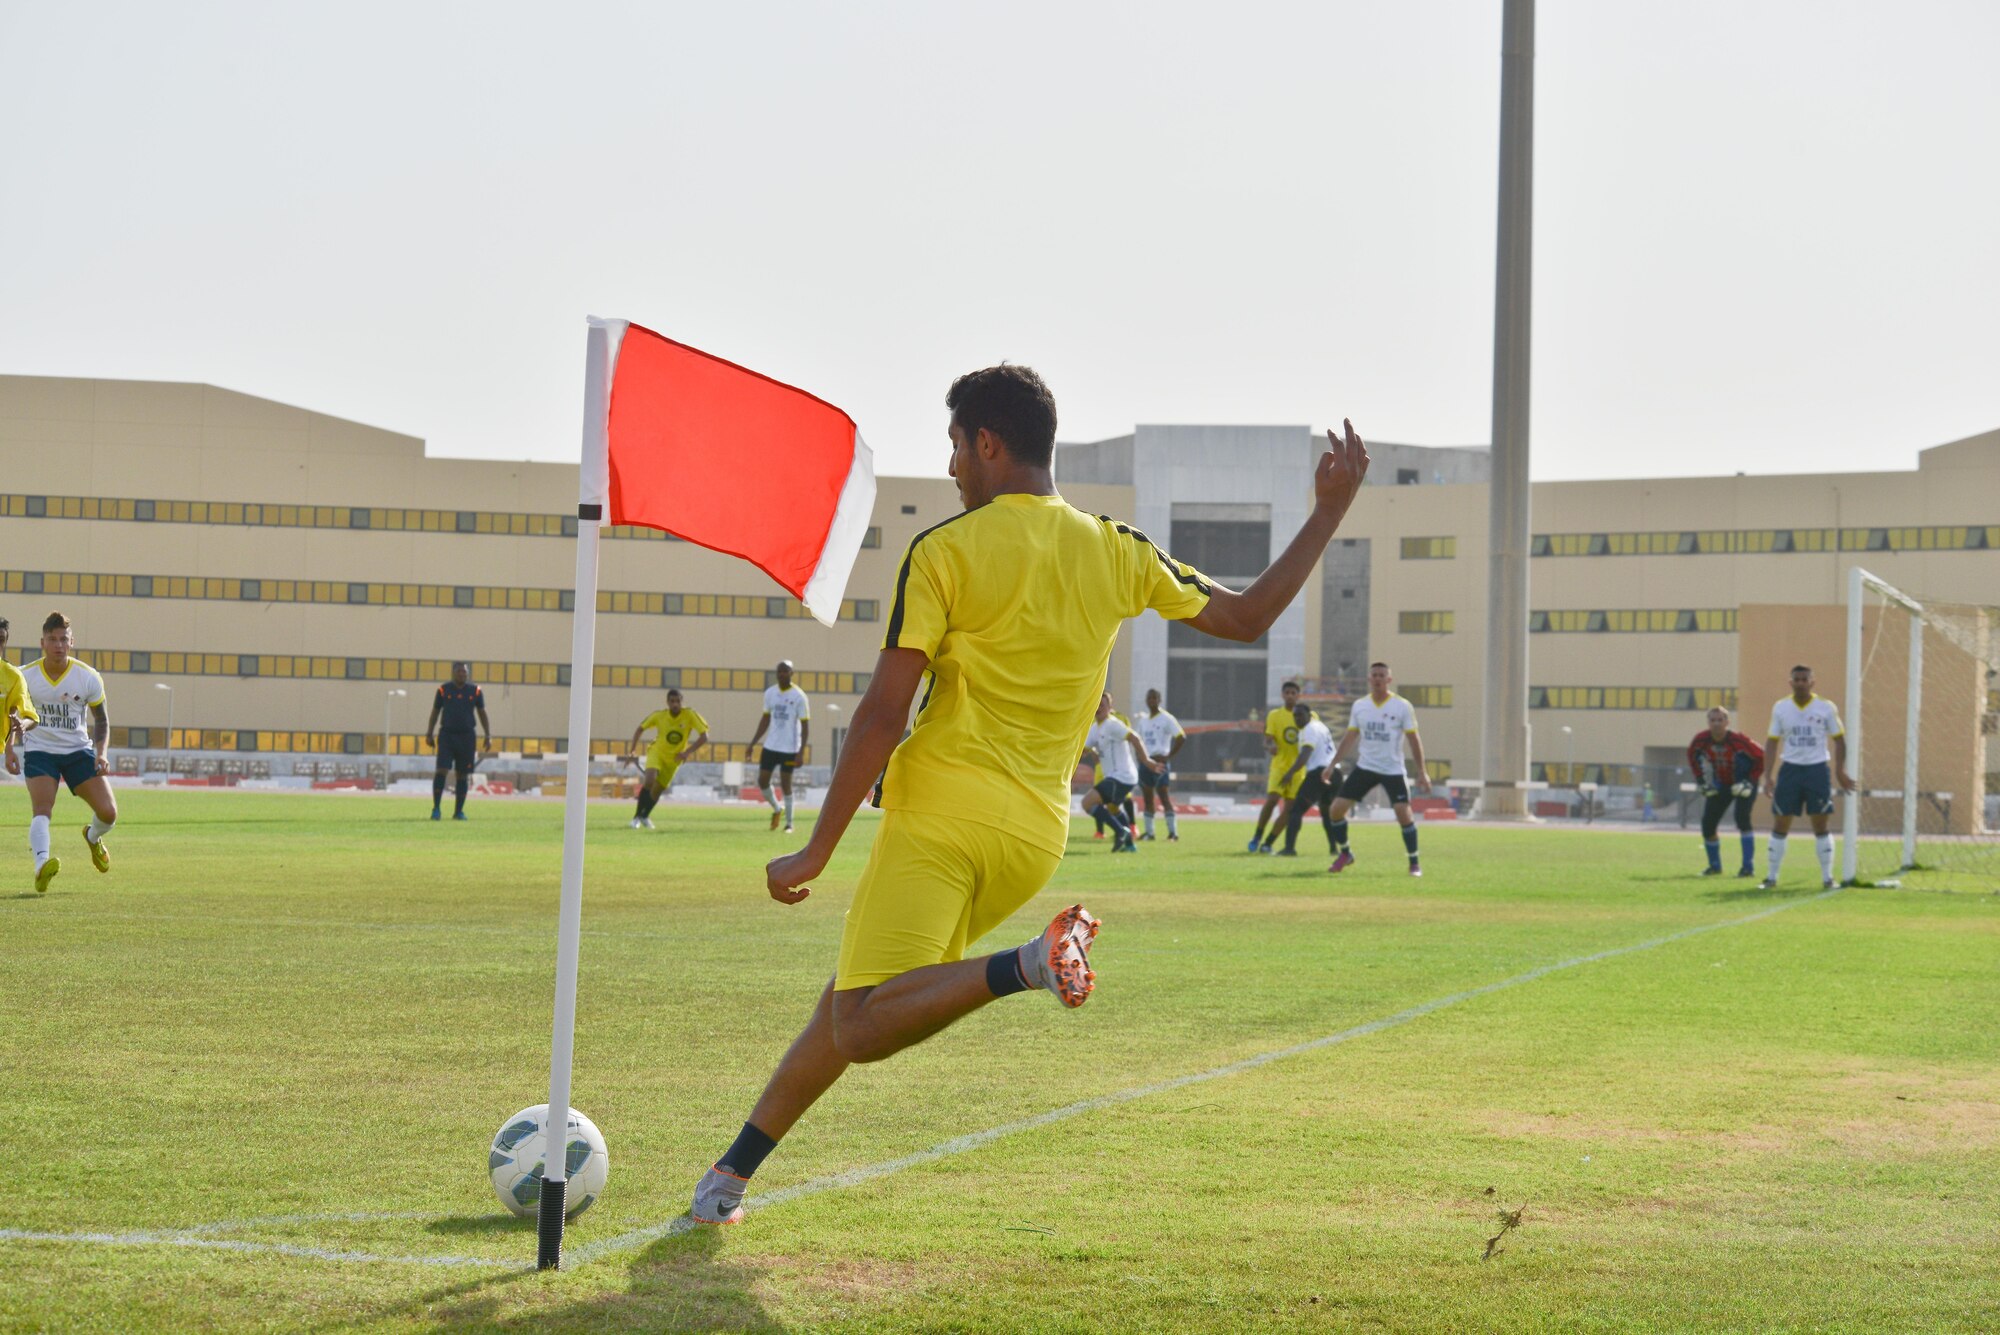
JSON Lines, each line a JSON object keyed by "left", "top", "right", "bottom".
{"left": 454, "top": 775, "right": 469, "bottom": 815}
{"left": 1402, "top": 824, "right": 1419, "bottom": 858}
{"left": 986, "top": 949, "right": 1031, "bottom": 997}
{"left": 635, "top": 788, "right": 650, "bottom": 818}
{"left": 638, "top": 788, "right": 660, "bottom": 819}
{"left": 431, "top": 773, "right": 446, "bottom": 808}
{"left": 718, "top": 1121, "right": 778, "bottom": 1179}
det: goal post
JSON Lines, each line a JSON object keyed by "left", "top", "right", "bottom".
{"left": 1840, "top": 569, "right": 1998, "bottom": 890}
{"left": 1842, "top": 567, "right": 1923, "bottom": 883}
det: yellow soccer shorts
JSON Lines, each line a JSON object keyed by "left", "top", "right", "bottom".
{"left": 836, "top": 810, "right": 1063, "bottom": 990}
{"left": 1266, "top": 758, "right": 1305, "bottom": 799}
{"left": 643, "top": 748, "right": 681, "bottom": 787}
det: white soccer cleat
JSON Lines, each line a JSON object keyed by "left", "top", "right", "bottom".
{"left": 641, "top": 818, "right": 656, "bottom": 830}
{"left": 690, "top": 1164, "right": 748, "bottom": 1225}
{"left": 629, "top": 818, "right": 644, "bottom": 829}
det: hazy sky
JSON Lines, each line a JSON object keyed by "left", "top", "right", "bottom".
{"left": 3, "top": 1, "right": 1995, "bottom": 483}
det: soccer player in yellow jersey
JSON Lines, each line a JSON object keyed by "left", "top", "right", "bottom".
{"left": 1249, "top": 681, "right": 1312, "bottom": 853}
{"left": 0, "top": 614, "right": 43, "bottom": 763}
{"left": 690, "top": 364, "right": 1371, "bottom": 1225}
{"left": 623, "top": 688, "right": 708, "bottom": 829}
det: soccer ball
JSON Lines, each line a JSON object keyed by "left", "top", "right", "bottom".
{"left": 488, "top": 1104, "right": 609, "bottom": 1220}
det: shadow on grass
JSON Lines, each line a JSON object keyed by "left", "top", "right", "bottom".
{"left": 1702, "top": 882, "right": 1825, "bottom": 903}
{"left": 315, "top": 1223, "right": 781, "bottom": 1334}
{"left": 425, "top": 1213, "right": 528, "bottom": 1236}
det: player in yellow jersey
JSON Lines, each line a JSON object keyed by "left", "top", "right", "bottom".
{"left": 623, "top": 688, "right": 709, "bottom": 829}
{"left": 690, "top": 364, "right": 1370, "bottom": 1225}
{"left": 0, "top": 614, "right": 43, "bottom": 766}
{"left": 1249, "top": 680, "right": 1314, "bottom": 853}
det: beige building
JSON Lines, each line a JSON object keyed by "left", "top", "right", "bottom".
{"left": 2, "top": 374, "right": 1993, "bottom": 807}
{"left": 0, "top": 375, "right": 1126, "bottom": 779}
{"left": 1317, "top": 429, "right": 2000, "bottom": 797}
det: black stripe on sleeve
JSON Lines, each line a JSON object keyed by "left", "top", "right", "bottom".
{"left": 1096, "top": 514, "right": 1212, "bottom": 597}
{"left": 884, "top": 510, "right": 976, "bottom": 648}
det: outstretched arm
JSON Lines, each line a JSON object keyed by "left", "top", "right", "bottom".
{"left": 1186, "top": 423, "right": 1369, "bottom": 643}
{"left": 765, "top": 649, "right": 928, "bottom": 903}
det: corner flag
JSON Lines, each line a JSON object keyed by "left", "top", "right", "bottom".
{"left": 537, "top": 318, "right": 874, "bottom": 1268}
{"left": 599, "top": 319, "right": 876, "bottom": 626}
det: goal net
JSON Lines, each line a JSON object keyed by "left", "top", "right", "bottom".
{"left": 1844, "top": 569, "right": 1998, "bottom": 890}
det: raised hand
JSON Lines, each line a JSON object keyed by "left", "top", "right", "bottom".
{"left": 1314, "top": 420, "right": 1371, "bottom": 522}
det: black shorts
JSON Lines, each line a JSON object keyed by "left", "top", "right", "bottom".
{"left": 435, "top": 731, "right": 479, "bottom": 773}
{"left": 23, "top": 749, "right": 99, "bottom": 793}
{"left": 759, "top": 748, "right": 799, "bottom": 772}
{"left": 1094, "top": 777, "right": 1135, "bottom": 808}
{"left": 1701, "top": 790, "right": 1757, "bottom": 838}
{"left": 1139, "top": 763, "right": 1172, "bottom": 789}
{"left": 1336, "top": 767, "right": 1410, "bottom": 806}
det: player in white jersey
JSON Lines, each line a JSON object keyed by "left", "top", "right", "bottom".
{"left": 1080, "top": 692, "right": 1154, "bottom": 853}
{"left": 10, "top": 612, "right": 116, "bottom": 894}
{"left": 1134, "top": 688, "right": 1186, "bottom": 841}
{"left": 748, "top": 660, "right": 812, "bottom": 833}
{"left": 1273, "top": 703, "right": 1341, "bottom": 856}
{"left": 1321, "top": 662, "right": 1430, "bottom": 876}
{"left": 1760, "top": 664, "right": 1854, "bottom": 890}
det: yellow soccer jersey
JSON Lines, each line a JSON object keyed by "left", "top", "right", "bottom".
{"left": 1265, "top": 705, "right": 1316, "bottom": 771}
{"left": 641, "top": 707, "right": 708, "bottom": 757}
{"left": 880, "top": 494, "right": 1214, "bottom": 854}
{"left": 1, "top": 660, "right": 38, "bottom": 730}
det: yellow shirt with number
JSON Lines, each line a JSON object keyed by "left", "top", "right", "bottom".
{"left": 641, "top": 708, "right": 707, "bottom": 763}
{"left": 880, "top": 493, "right": 1214, "bottom": 854}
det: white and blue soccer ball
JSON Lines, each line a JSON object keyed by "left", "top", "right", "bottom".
{"left": 488, "top": 1104, "right": 609, "bottom": 1220}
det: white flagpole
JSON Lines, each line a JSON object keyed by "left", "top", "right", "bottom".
{"left": 539, "top": 317, "right": 617, "bottom": 1269}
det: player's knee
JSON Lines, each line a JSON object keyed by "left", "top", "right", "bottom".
{"left": 829, "top": 1013, "right": 895, "bottom": 1064}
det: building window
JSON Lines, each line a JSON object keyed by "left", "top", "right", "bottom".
{"left": 1400, "top": 537, "right": 1456, "bottom": 560}
{"left": 900, "top": 505, "right": 916, "bottom": 515}
{"left": 1529, "top": 686, "right": 1736, "bottom": 711}
{"left": 1396, "top": 468, "right": 1419, "bottom": 485}
{"left": 1167, "top": 656, "right": 1268, "bottom": 723}
{"left": 1403, "top": 685, "right": 1453, "bottom": 708}
{"left": 1399, "top": 611, "right": 1454, "bottom": 634}
{"left": 1172, "top": 519, "right": 1271, "bottom": 578}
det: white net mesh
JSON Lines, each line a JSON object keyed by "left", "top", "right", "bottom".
{"left": 1849, "top": 587, "right": 1998, "bottom": 891}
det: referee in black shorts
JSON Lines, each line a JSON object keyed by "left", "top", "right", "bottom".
{"left": 426, "top": 661, "right": 490, "bottom": 821}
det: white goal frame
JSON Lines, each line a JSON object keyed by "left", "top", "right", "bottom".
{"left": 1842, "top": 566, "right": 1923, "bottom": 883}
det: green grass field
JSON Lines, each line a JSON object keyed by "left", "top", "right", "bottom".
{"left": 4, "top": 790, "right": 1997, "bottom": 1334}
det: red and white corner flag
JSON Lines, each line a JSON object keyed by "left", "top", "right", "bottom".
{"left": 581, "top": 317, "right": 876, "bottom": 626}
{"left": 540, "top": 316, "right": 873, "bottom": 1270}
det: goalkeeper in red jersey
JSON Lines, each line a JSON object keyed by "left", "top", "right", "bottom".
{"left": 1687, "top": 708, "right": 1765, "bottom": 878}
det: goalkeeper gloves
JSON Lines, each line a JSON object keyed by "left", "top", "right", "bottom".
{"left": 1733, "top": 780, "right": 1755, "bottom": 798}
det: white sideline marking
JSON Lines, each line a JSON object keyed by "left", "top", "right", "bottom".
{"left": 574, "top": 886, "right": 1845, "bottom": 1263}
{"left": 0, "top": 1225, "right": 515, "bottom": 1270}
{"left": 0, "top": 887, "right": 1841, "bottom": 1271}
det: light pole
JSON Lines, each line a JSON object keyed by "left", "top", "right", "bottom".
{"left": 1560, "top": 724, "right": 1575, "bottom": 817}
{"left": 154, "top": 683, "right": 174, "bottom": 776}
{"left": 824, "top": 702, "right": 842, "bottom": 768}
{"left": 383, "top": 689, "right": 407, "bottom": 791}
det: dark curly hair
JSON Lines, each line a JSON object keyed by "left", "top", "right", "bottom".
{"left": 945, "top": 364, "right": 1058, "bottom": 467}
